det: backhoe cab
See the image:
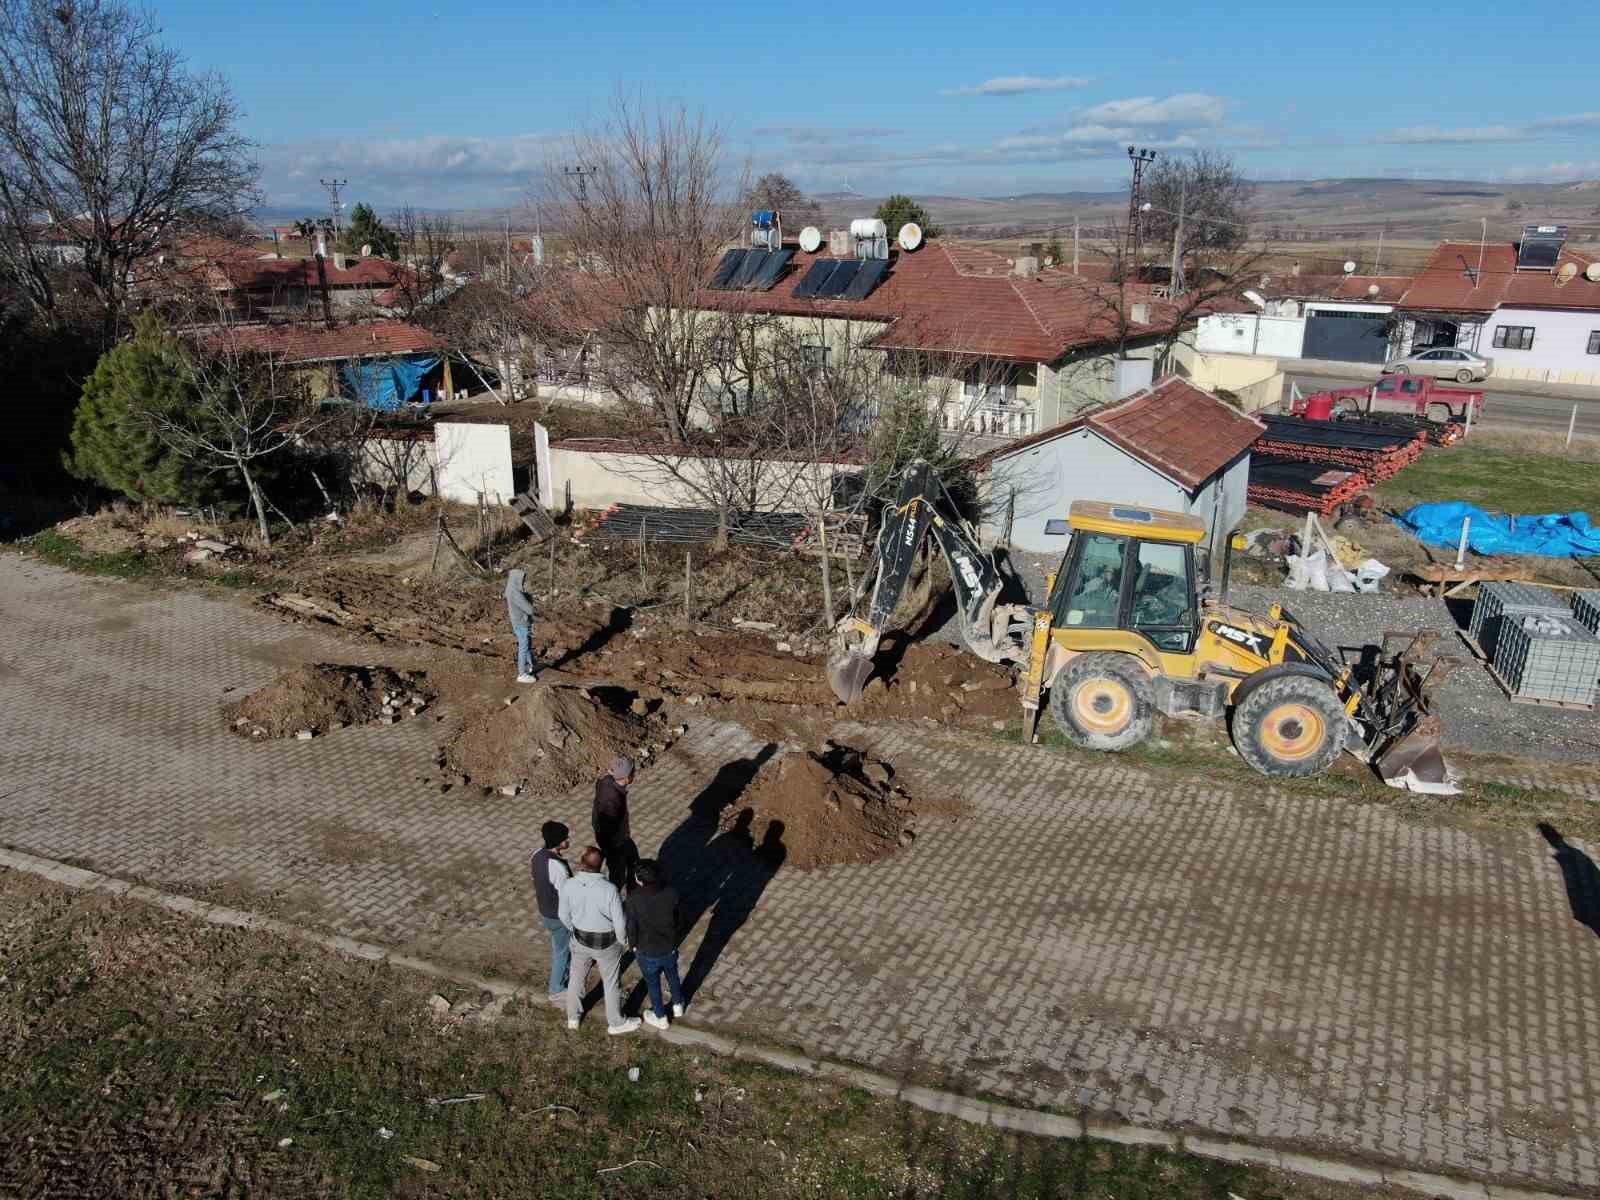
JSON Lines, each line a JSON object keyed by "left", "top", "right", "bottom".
{"left": 827, "top": 463, "right": 1459, "bottom": 791}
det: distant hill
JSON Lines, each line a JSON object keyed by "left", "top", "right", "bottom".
{"left": 255, "top": 177, "right": 1600, "bottom": 245}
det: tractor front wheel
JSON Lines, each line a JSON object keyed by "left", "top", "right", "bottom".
{"left": 1231, "top": 673, "right": 1346, "bottom": 778}
{"left": 1048, "top": 653, "right": 1154, "bottom": 752}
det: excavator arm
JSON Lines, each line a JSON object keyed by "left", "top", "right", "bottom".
{"left": 827, "top": 460, "right": 1030, "bottom": 704}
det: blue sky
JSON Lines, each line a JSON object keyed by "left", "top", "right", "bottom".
{"left": 156, "top": 0, "right": 1600, "bottom": 210}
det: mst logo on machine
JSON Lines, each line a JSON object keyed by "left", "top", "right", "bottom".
{"left": 1210, "top": 621, "right": 1267, "bottom": 657}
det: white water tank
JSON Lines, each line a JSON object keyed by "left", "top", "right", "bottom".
{"left": 850, "top": 218, "right": 887, "bottom": 239}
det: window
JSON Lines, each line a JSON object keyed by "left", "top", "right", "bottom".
{"left": 1130, "top": 541, "right": 1194, "bottom": 652}
{"left": 1493, "top": 325, "right": 1535, "bottom": 350}
{"left": 797, "top": 343, "right": 830, "bottom": 374}
{"left": 1058, "top": 534, "right": 1126, "bottom": 629}
{"left": 1588, "top": 330, "right": 1600, "bottom": 355}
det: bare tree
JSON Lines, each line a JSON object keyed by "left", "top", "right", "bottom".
{"left": 138, "top": 306, "right": 328, "bottom": 545}
{"left": 1142, "top": 151, "right": 1254, "bottom": 255}
{"left": 0, "top": 0, "right": 259, "bottom": 337}
{"left": 543, "top": 97, "right": 747, "bottom": 442}
{"left": 388, "top": 205, "right": 457, "bottom": 316}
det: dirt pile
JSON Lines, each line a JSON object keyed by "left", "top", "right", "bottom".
{"left": 731, "top": 743, "right": 938, "bottom": 870}
{"left": 226, "top": 664, "right": 431, "bottom": 738}
{"left": 445, "top": 684, "right": 676, "bottom": 796}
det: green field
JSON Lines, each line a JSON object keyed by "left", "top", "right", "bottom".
{"left": 1376, "top": 439, "right": 1600, "bottom": 516}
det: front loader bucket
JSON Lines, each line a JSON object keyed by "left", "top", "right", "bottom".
{"left": 827, "top": 648, "right": 874, "bottom": 705}
{"left": 1372, "top": 713, "right": 1460, "bottom": 795}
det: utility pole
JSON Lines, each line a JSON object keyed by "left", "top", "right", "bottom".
{"left": 1072, "top": 216, "right": 1080, "bottom": 275}
{"left": 319, "top": 177, "right": 348, "bottom": 234}
{"left": 562, "top": 165, "right": 597, "bottom": 201}
{"left": 503, "top": 216, "right": 512, "bottom": 289}
{"left": 1168, "top": 174, "right": 1187, "bottom": 299}
{"left": 1375, "top": 227, "right": 1385, "bottom": 273}
{"left": 1122, "top": 146, "right": 1157, "bottom": 358}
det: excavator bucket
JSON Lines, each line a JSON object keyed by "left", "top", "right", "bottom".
{"left": 1355, "top": 632, "right": 1462, "bottom": 795}
{"left": 827, "top": 647, "right": 874, "bottom": 705}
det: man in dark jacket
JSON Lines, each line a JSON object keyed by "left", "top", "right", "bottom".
{"left": 529, "top": 821, "right": 572, "bottom": 1004}
{"left": 593, "top": 756, "right": 636, "bottom": 892}
{"left": 624, "top": 858, "right": 685, "bottom": 1028}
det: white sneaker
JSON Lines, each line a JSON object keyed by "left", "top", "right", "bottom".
{"left": 566, "top": 1018, "right": 579, "bottom": 1031}
{"left": 671, "top": 1002, "right": 685, "bottom": 1018}
{"left": 643, "top": 1011, "right": 668, "bottom": 1030}
{"left": 606, "top": 1017, "right": 641, "bottom": 1036}
{"left": 517, "top": 674, "right": 537, "bottom": 684}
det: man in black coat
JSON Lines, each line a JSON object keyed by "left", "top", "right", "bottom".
{"left": 593, "top": 755, "right": 637, "bottom": 892}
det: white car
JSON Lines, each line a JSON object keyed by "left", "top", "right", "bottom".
{"left": 1382, "top": 347, "right": 1492, "bottom": 383}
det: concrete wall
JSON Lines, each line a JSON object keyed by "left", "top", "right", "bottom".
{"left": 1481, "top": 306, "right": 1600, "bottom": 384}
{"left": 1046, "top": 339, "right": 1169, "bottom": 422}
{"left": 433, "top": 422, "right": 515, "bottom": 505}
{"left": 547, "top": 444, "right": 859, "bottom": 513}
{"left": 357, "top": 421, "right": 516, "bottom": 506}
{"left": 1175, "top": 351, "right": 1284, "bottom": 412}
{"left": 1197, "top": 313, "right": 1305, "bottom": 358}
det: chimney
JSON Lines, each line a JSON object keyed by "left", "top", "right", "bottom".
{"left": 1112, "top": 356, "right": 1155, "bottom": 400}
{"left": 333, "top": 252, "right": 348, "bottom": 271}
{"left": 1290, "top": 259, "right": 1300, "bottom": 277}
{"left": 828, "top": 229, "right": 851, "bottom": 257}
{"left": 1013, "top": 256, "right": 1039, "bottom": 278}
{"left": 315, "top": 232, "right": 328, "bottom": 258}
{"left": 1130, "top": 301, "right": 1150, "bottom": 324}
{"left": 1028, "top": 242, "right": 1043, "bottom": 259}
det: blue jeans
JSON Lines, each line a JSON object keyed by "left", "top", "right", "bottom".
{"left": 541, "top": 915, "right": 569, "bottom": 998}
{"left": 513, "top": 624, "right": 536, "bottom": 677}
{"left": 637, "top": 949, "right": 684, "bottom": 1018}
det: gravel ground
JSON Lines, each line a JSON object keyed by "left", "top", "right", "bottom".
{"left": 928, "top": 550, "right": 1600, "bottom": 763}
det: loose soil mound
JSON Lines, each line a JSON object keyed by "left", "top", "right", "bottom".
{"left": 445, "top": 684, "right": 673, "bottom": 796}
{"left": 731, "top": 744, "right": 927, "bottom": 870}
{"left": 226, "top": 664, "right": 430, "bottom": 738}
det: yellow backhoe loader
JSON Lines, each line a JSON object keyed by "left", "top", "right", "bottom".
{"left": 827, "top": 460, "right": 1460, "bottom": 791}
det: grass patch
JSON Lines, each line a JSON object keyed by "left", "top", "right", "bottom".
{"left": 1376, "top": 440, "right": 1600, "bottom": 516}
{"left": 17, "top": 529, "right": 156, "bottom": 579}
{"left": 0, "top": 872, "right": 1374, "bottom": 1200}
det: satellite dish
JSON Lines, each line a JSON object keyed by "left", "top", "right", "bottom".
{"left": 1557, "top": 262, "right": 1579, "bottom": 285}
{"left": 1587, "top": 263, "right": 1600, "bottom": 283}
{"left": 799, "top": 226, "right": 822, "bottom": 253}
{"left": 1367, "top": 284, "right": 1381, "bottom": 297}
{"left": 1342, "top": 260, "right": 1356, "bottom": 274}
{"left": 898, "top": 222, "right": 923, "bottom": 252}
{"left": 360, "top": 243, "right": 372, "bottom": 257}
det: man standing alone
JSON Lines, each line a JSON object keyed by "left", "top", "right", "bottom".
{"left": 558, "top": 846, "right": 639, "bottom": 1035}
{"left": 505, "top": 567, "right": 538, "bottom": 684}
{"left": 529, "top": 821, "right": 572, "bottom": 1006}
{"left": 593, "top": 756, "right": 636, "bottom": 892}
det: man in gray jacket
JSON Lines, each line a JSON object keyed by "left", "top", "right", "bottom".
{"left": 558, "top": 846, "right": 640, "bottom": 1034}
{"left": 505, "top": 567, "right": 538, "bottom": 683}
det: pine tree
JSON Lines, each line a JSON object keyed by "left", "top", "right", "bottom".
{"left": 339, "top": 203, "right": 399, "bottom": 258}
{"left": 873, "top": 195, "right": 943, "bottom": 239}
{"left": 66, "top": 312, "right": 228, "bottom": 506}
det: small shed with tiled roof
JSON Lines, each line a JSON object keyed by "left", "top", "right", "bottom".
{"left": 973, "top": 376, "right": 1263, "bottom": 564}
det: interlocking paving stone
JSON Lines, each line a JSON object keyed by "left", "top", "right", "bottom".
{"left": 1, "top": 557, "right": 1597, "bottom": 1191}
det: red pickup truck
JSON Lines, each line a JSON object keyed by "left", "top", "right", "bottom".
{"left": 1288, "top": 375, "right": 1486, "bottom": 424}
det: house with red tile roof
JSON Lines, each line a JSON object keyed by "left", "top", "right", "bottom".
{"left": 971, "top": 375, "right": 1263, "bottom": 560}
{"left": 195, "top": 320, "right": 453, "bottom": 409}
{"left": 1394, "top": 231, "right": 1600, "bottom": 383}
{"left": 690, "top": 238, "right": 1204, "bottom": 439}
{"left": 147, "top": 239, "right": 419, "bottom": 318}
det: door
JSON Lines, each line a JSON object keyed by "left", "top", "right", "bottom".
{"left": 1304, "top": 310, "right": 1390, "bottom": 364}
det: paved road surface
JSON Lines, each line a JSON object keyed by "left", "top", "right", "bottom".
{"left": 2, "top": 558, "right": 1598, "bottom": 1193}
{"left": 1283, "top": 370, "right": 1600, "bottom": 436}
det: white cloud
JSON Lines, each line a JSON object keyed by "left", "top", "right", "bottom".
{"left": 1076, "top": 93, "right": 1226, "bottom": 127}
{"left": 1527, "top": 112, "right": 1600, "bottom": 131}
{"left": 258, "top": 132, "right": 569, "bottom": 204}
{"left": 941, "top": 74, "right": 1091, "bottom": 97}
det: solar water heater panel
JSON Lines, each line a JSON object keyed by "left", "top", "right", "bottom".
{"left": 842, "top": 258, "right": 889, "bottom": 300}
{"left": 734, "top": 249, "right": 770, "bottom": 287}
{"left": 710, "top": 249, "right": 747, "bottom": 289}
{"left": 817, "top": 259, "right": 861, "bottom": 298}
{"left": 748, "top": 247, "right": 794, "bottom": 290}
{"left": 793, "top": 259, "right": 838, "bottom": 299}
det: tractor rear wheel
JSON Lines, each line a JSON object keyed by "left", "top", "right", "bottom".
{"left": 1231, "top": 673, "right": 1346, "bottom": 777}
{"left": 1048, "top": 653, "right": 1154, "bottom": 752}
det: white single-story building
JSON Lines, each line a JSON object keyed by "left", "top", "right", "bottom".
{"left": 975, "top": 376, "right": 1264, "bottom": 575}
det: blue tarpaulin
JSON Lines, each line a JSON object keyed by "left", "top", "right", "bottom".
{"left": 1397, "top": 501, "right": 1600, "bottom": 558}
{"left": 342, "top": 355, "right": 440, "bottom": 412}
